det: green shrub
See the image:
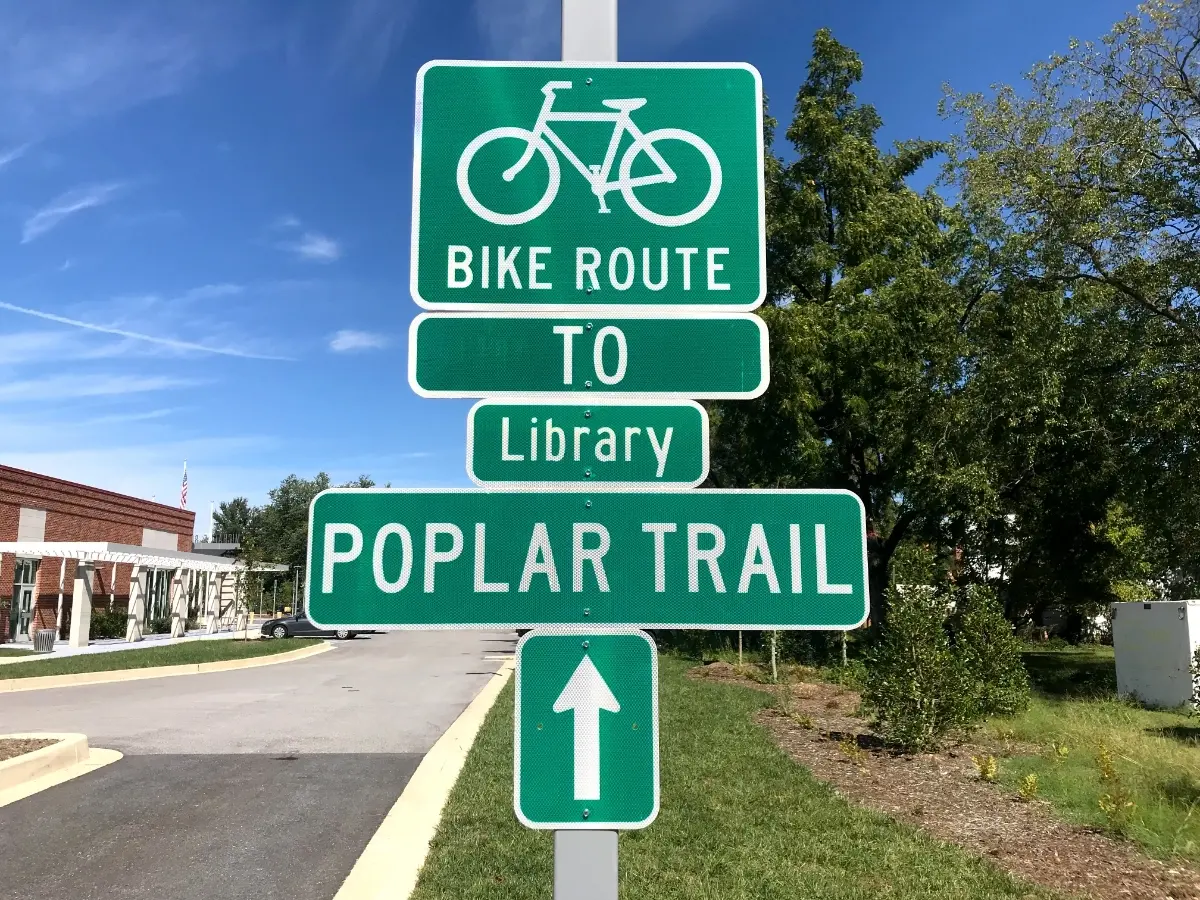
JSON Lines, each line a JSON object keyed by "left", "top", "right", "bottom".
{"left": 820, "top": 658, "right": 867, "bottom": 690}
{"left": 779, "top": 631, "right": 841, "bottom": 666}
{"left": 952, "top": 582, "right": 1031, "bottom": 719}
{"left": 148, "top": 616, "right": 172, "bottom": 635}
{"left": 863, "top": 580, "right": 974, "bottom": 751}
{"left": 89, "top": 610, "right": 127, "bottom": 640}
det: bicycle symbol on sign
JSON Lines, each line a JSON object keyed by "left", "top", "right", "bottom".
{"left": 456, "top": 81, "right": 722, "bottom": 228}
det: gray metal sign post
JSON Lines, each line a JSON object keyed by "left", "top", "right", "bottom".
{"left": 559, "top": 3, "right": 619, "bottom": 898}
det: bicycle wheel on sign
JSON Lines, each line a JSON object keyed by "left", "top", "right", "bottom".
{"left": 456, "top": 127, "right": 561, "bottom": 226}
{"left": 619, "top": 128, "right": 722, "bottom": 227}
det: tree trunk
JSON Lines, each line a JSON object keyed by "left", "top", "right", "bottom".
{"left": 867, "top": 511, "right": 918, "bottom": 636}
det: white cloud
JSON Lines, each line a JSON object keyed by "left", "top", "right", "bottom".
{"left": 85, "top": 408, "right": 179, "bottom": 426}
{"left": 1, "top": 438, "right": 283, "bottom": 510}
{"left": 176, "top": 283, "right": 244, "bottom": 303}
{"left": 0, "top": 373, "right": 197, "bottom": 402}
{"left": 284, "top": 0, "right": 414, "bottom": 85}
{"left": 0, "top": 299, "right": 292, "bottom": 360}
{"left": 330, "top": 329, "right": 388, "bottom": 352}
{"left": 623, "top": 0, "right": 754, "bottom": 51}
{"left": 0, "top": 3, "right": 256, "bottom": 141}
{"left": 474, "top": 0, "right": 558, "bottom": 59}
{"left": 21, "top": 182, "right": 125, "bottom": 243}
{"left": 289, "top": 231, "right": 342, "bottom": 262}
{"left": 328, "top": 0, "right": 414, "bottom": 81}
{"left": 0, "top": 142, "right": 29, "bottom": 169}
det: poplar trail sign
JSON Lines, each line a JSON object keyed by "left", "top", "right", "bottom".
{"left": 410, "top": 61, "right": 765, "bottom": 311}
{"left": 305, "top": 488, "right": 869, "bottom": 630}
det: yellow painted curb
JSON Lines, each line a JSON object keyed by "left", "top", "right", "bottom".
{"left": 0, "top": 641, "right": 333, "bottom": 693}
{"left": 333, "top": 659, "right": 515, "bottom": 900}
{"left": 0, "top": 738, "right": 122, "bottom": 808}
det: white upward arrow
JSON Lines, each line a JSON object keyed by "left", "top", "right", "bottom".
{"left": 553, "top": 654, "right": 620, "bottom": 801}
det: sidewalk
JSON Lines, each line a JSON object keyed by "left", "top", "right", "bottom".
{"left": 0, "top": 622, "right": 268, "bottom": 665}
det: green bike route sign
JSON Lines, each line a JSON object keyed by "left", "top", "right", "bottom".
{"left": 515, "top": 630, "right": 659, "bottom": 830}
{"left": 304, "top": 488, "right": 868, "bottom": 630}
{"left": 408, "top": 312, "right": 768, "bottom": 399}
{"left": 411, "top": 61, "right": 765, "bottom": 311}
{"left": 467, "top": 399, "right": 708, "bottom": 489}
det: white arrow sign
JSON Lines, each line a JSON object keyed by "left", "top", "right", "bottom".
{"left": 553, "top": 654, "right": 620, "bottom": 800}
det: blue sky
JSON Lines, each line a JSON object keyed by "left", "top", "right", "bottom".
{"left": 0, "top": 0, "right": 1137, "bottom": 526}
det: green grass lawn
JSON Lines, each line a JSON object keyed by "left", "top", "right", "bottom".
{"left": 411, "top": 656, "right": 1052, "bottom": 899}
{"left": 0, "top": 637, "right": 322, "bottom": 680}
{"left": 0, "top": 647, "right": 36, "bottom": 657}
{"left": 984, "top": 645, "right": 1200, "bottom": 863}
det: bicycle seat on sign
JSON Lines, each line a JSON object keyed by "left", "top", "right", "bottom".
{"left": 601, "top": 98, "right": 647, "bottom": 112}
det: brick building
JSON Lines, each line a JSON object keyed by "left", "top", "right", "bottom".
{"left": 0, "top": 464, "right": 197, "bottom": 643}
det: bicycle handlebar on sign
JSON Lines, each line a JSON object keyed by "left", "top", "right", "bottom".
{"left": 542, "top": 80, "right": 574, "bottom": 95}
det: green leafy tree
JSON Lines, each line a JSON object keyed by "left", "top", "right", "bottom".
{"left": 212, "top": 497, "right": 254, "bottom": 538}
{"left": 943, "top": 0, "right": 1200, "bottom": 339}
{"left": 942, "top": 0, "right": 1200, "bottom": 610}
{"left": 710, "top": 29, "right": 992, "bottom": 626}
{"left": 245, "top": 473, "right": 380, "bottom": 573}
{"left": 246, "top": 473, "right": 332, "bottom": 571}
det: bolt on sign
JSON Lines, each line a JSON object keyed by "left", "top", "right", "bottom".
{"left": 305, "top": 488, "right": 869, "bottom": 630}
{"left": 515, "top": 630, "right": 659, "bottom": 830}
{"left": 410, "top": 61, "right": 765, "bottom": 311}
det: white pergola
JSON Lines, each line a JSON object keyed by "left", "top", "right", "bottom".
{"left": 0, "top": 542, "right": 288, "bottom": 648}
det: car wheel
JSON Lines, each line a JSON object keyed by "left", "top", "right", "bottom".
{"left": 272, "top": 625, "right": 288, "bottom": 639}
{"left": 336, "top": 629, "right": 351, "bottom": 640}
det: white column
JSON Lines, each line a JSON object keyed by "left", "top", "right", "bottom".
{"left": 207, "top": 572, "right": 224, "bottom": 633}
{"left": 169, "top": 568, "right": 188, "bottom": 638}
{"left": 69, "top": 562, "right": 94, "bottom": 648}
{"left": 234, "top": 571, "right": 248, "bottom": 633}
{"left": 54, "top": 558, "right": 67, "bottom": 636}
{"left": 126, "top": 565, "right": 146, "bottom": 642}
{"left": 109, "top": 563, "right": 117, "bottom": 610}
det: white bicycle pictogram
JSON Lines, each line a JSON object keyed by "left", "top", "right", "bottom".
{"left": 456, "top": 80, "right": 722, "bottom": 227}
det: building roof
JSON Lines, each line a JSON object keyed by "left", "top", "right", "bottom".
{"left": 0, "top": 542, "right": 287, "bottom": 574}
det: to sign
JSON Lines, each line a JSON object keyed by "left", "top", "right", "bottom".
{"left": 411, "top": 61, "right": 765, "bottom": 311}
{"left": 408, "top": 312, "right": 768, "bottom": 399}
{"left": 467, "top": 399, "right": 708, "bottom": 489}
{"left": 305, "top": 488, "right": 868, "bottom": 630}
{"left": 515, "top": 630, "right": 658, "bottom": 830}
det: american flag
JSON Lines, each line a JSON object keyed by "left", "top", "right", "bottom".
{"left": 180, "top": 461, "right": 188, "bottom": 509}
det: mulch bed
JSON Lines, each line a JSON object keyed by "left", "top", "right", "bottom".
{"left": 0, "top": 738, "right": 57, "bottom": 763}
{"left": 691, "top": 662, "right": 1200, "bottom": 900}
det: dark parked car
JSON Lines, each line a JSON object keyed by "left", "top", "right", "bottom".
{"left": 261, "top": 612, "right": 358, "bottom": 640}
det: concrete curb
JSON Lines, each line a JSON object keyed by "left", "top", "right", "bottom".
{"left": 333, "top": 659, "right": 515, "bottom": 900}
{"left": 0, "top": 734, "right": 122, "bottom": 808}
{"left": 0, "top": 630, "right": 266, "bottom": 667}
{"left": 0, "top": 733, "right": 88, "bottom": 791}
{"left": 0, "top": 640, "right": 333, "bottom": 693}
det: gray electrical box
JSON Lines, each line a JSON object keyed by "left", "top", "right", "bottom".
{"left": 1112, "top": 601, "right": 1200, "bottom": 708}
